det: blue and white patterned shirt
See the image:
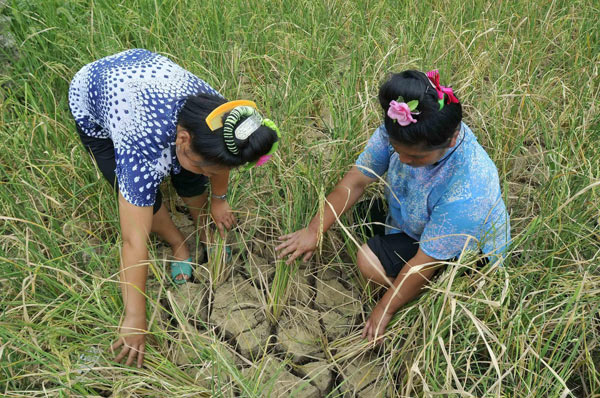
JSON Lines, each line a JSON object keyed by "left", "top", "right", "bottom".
{"left": 69, "top": 49, "right": 220, "bottom": 207}
{"left": 356, "top": 123, "right": 511, "bottom": 263}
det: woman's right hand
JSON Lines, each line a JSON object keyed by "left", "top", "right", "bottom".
{"left": 111, "top": 313, "right": 147, "bottom": 368}
{"left": 276, "top": 227, "right": 319, "bottom": 264}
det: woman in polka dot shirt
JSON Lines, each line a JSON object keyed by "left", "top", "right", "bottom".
{"left": 69, "top": 49, "right": 280, "bottom": 367}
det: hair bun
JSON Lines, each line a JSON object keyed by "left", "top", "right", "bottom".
{"left": 236, "top": 123, "right": 278, "bottom": 164}
{"left": 378, "top": 70, "right": 462, "bottom": 148}
{"left": 179, "top": 93, "right": 279, "bottom": 167}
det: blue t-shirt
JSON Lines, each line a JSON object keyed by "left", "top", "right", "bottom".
{"left": 355, "top": 123, "right": 510, "bottom": 263}
{"left": 68, "top": 49, "right": 220, "bottom": 207}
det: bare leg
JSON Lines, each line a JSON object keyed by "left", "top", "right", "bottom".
{"left": 151, "top": 192, "right": 209, "bottom": 281}
{"left": 151, "top": 203, "right": 190, "bottom": 281}
{"left": 356, "top": 243, "right": 393, "bottom": 287}
{"left": 181, "top": 192, "right": 209, "bottom": 240}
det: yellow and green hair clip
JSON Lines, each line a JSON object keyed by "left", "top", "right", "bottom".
{"left": 205, "top": 100, "right": 281, "bottom": 169}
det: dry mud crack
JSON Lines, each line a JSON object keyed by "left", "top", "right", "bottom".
{"left": 150, "top": 206, "right": 391, "bottom": 396}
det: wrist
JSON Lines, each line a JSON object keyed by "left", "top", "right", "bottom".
{"left": 307, "top": 219, "right": 323, "bottom": 235}
{"left": 379, "top": 291, "right": 400, "bottom": 315}
{"left": 124, "top": 299, "right": 147, "bottom": 318}
{"left": 211, "top": 192, "right": 227, "bottom": 201}
{"left": 125, "top": 308, "right": 147, "bottom": 319}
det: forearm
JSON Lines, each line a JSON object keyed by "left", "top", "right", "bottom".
{"left": 308, "top": 184, "right": 364, "bottom": 234}
{"left": 210, "top": 170, "right": 230, "bottom": 197}
{"left": 120, "top": 242, "right": 149, "bottom": 317}
{"left": 182, "top": 194, "right": 209, "bottom": 227}
{"left": 307, "top": 167, "right": 371, "bottom": 235}
{"left": 379, "top": 253, "right": 440, "bottom": 315}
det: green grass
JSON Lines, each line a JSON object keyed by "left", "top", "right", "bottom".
{"left": 1, "top": 0, "right": 599, "bottom": 397}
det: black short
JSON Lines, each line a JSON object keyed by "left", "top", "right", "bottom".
{"left": 77, "top": 126, "right": 208, "bottom": 214}
{"left": 352, "top": 198, "right": 486, "bottom": 278}
{"left": 352, "top": 200, "right": 418, "bottom": 277}
{"left": 366, "top": 233, "right": 419, "bottom": 278}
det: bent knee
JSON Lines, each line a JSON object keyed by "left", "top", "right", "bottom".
{"left": 357, "top": 244, "right": 370, "bottom": 271}
{"left": 357, "top": 244, "right": 379, "bottom": 273}
{"left": 357, "top": 243, "right": 389, "bottom": 284}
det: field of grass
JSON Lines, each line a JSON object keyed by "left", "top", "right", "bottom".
{"left": 1, "top": 0, "right": 599, "bottom": 397}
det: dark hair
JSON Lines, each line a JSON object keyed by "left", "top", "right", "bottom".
{"left": 378, "top": 70, "right": 462, "bottom": 149}
{"left": 177, "top": 93, "right": 278, "bottom": 167}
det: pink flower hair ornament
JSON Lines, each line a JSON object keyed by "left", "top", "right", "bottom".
{"left": 255, "top": 154, "right": 272, "bottom": 166}
{"left": 426, "top": 69, "right": 459, "bottom": 109}
{"left": 387, "top": 98, "right": 419, "bottom": 126}
{"left": 242, "top": 118, "right": 281, "bottom": 170}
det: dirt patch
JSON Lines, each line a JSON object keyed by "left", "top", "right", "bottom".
{"left": 339, "top": 353, "right": 388, "bottom": 397}
{"left": 169, "top": 282, "right": 210, "bottom": 328}
{"left": 243, "top": 252, "right": 275, "bottom": 285}
{"left": 315, "top": 276, "right": 363, "bottom": 341}
{"left": 277, "top": 307, "right": 325, "bottom": 363}
{"left": 210, "top": 275, "right": 274, "bottom": 358}
{"left": 168, "top": 322, "right": 244, "bottom": 390}
{"left": 156, "top": 206, "right": 390, "bottom": 395}
{"left": 294, "top": 360, "right": 334, "bottom": 396}
{"left": 288, "top": 267, "right": 316, "bottom": 306}
{"left": 242, "top": 355, "right": 320, "bottom": 398}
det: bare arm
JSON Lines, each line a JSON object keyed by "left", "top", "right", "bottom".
{"left": 382, "top": 249, "right": 439, "bottom": 310}
{"left": 362, "top": 248, "right": 440, "bottom": 341}
{"left": 118, "top": 192, "right": 153, "bottom": 316}
{"left": 209, "top": 169, "right": 236, "bottom": 237}
{"left": 210, "top": 169, "right": 230, "bottom": 198}
{"left": 110, "top": 192, "right": 153, "bottom": 367}
{"left": 276, "top": 166, "right": 377, "bottom": 263}
{"left": 309, "top": 166, "right": 376, "bottom": 234}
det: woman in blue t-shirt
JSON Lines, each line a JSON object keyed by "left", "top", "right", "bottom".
{"left": 276, "top": 70, "right": 510, "bottom": 343}
{"left": 69, "top": 49, "right": 280, "bottom": 367}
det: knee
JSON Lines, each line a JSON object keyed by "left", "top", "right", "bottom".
{"left": 357, "top": 243, "right": 389, "bottom": 286}
{"left": 357, "top": 243, "right": 374, "bottom": 277}
{"left": 122, "top": 238, "right": 148, "bottom": 258}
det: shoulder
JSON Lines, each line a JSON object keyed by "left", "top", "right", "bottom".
{"left": 456, "top": 123, "right": 499, "bottom": 177}
{"left": 361, "top": 124, "right": 394, "bottom": 155}
{"left": 355, "top": 124, "right": 394, "bottom": 176}
{"left": 442, "top": 123, "right": 501, "bottom": 202}
{"left": 463, "top": 124, "right": 500, "bottom": 183}
{"left": 375, "top": 123, "right": 390, "bottom": 139}
{"left": 365, "top": 124, "right": 391, "bottom": 147}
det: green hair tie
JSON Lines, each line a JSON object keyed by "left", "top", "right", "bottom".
{"left": 262, "top": 119, "right": 281, "bottom": 155}
{"left": 222, "top": 106, "right": 259, "bottom": 155}
{"left": 242, "top": 118, "right": 282, "bottom": 170}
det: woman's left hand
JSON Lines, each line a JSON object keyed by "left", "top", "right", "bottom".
{"left": 210, "top": 198, "right": 236, "bottom": 238}
{"left": 362, "top": 299, "right": 394, "bottom": 344}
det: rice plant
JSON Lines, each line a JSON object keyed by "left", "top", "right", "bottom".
{"left": 1, "top": 0, "right": 598, "bottom": 396}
